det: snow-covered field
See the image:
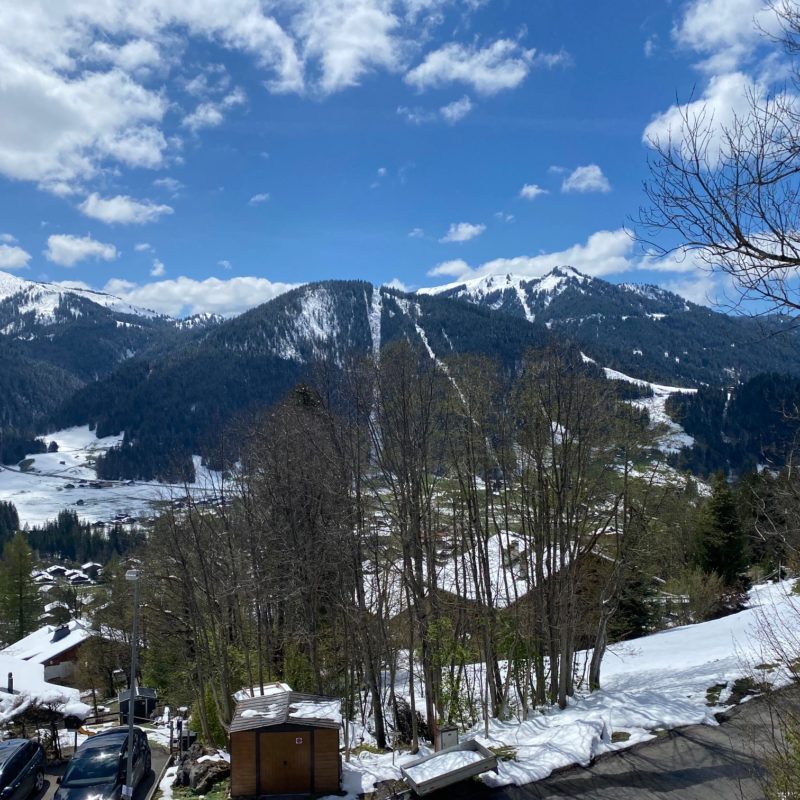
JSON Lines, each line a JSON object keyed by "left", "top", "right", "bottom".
{"left": 331, "top": 580, "right": 800, "bottom": 798}
{"left": 0, "top": 426, "right": 222, "bottom": 527}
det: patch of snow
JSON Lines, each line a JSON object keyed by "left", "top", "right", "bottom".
{"left": 603, "top": 367, "right": 697, "bottom": 454}
{"left": 0, "top": 426, "right": 224, "bottom": 527}
{"left": 404, "top": 750, "right": 484, "bottom": 782}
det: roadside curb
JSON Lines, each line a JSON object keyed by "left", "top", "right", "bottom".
{"left": 145, "top": 753, "right": 174, "bottom": 800}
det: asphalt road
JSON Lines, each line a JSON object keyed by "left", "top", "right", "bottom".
{"left": 429, "top": 688, "right": 798, "bottom": 800}
{"left": 37, "top": 742, "right": 171, "bottom": 800}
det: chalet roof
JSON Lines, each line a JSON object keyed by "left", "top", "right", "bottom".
{"left": 0, "top": 620, "right": 94, "bottom": 664}
{"left": 229, "top": 691, "right": 341, "bottom": 733}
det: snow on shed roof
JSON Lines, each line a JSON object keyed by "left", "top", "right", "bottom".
{"left": 0, "top": 654, "right": 88, "bottom": 725}
{"left": 230, "top": 691, "right": 341, "bottom": 733}
{"left": 0, "top": 620, "right": 94, "bottom": 664}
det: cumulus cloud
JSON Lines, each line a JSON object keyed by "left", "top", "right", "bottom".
{"left": 248, "top": 192, "right": 270, "bottom": 205}
{"left": 45, "top": 234, "right": 118, "bottom": 267}
{"left": 103, "top": 274, "right": 299, "bottom": 317}
{"left": 150, "top": 258, "right": 166, "bottom": 277}
{"left": 384, "top": 277, "right": 410, "bottom": 291}
{"left": 427, "top": 228, "right": 636, "bottom": 281}
{"left": 292, "top": 0, "right": 404, "bottom": 94}
{"left": 519, "top": 183, "right": 547, "bottom": 200}
{"left": 406, "top": 39, "right": 535, "bottom": 95}
{"left": 561, "top": 164, "right": 611, "bottom": 193}
{"left": 183, "top": 88, "right": 246, "bottom": 131}
{"left": 643, "top": 71, "right": 759, "bottom": 158}
{"left": 440, "top": 222, "right": 486, "bottom": 242}
{"left": 79, "top": 193, "right": 174, "bottom": 224}
{"left": 134, "top": 242, "right": 152, "bottom": 252}
{"left": 0, "top": 244, "right": 31, "bottom": 270}
{"left": 674, "top": 0, "right": 780, "bottom": 73}
{"left": 440, "top": 95, "right": 473, "bottom": 123}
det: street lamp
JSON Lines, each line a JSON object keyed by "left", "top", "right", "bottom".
{"left": 123, "top": 569, "right": 141, "bottom": 800}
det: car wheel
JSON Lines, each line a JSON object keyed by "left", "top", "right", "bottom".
{"left": 33, "top": 770, "right": 44, "bottom": 794}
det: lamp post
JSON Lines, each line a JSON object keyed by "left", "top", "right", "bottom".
{"left": 123, "top": 569, "right": 141, "bottom": 800}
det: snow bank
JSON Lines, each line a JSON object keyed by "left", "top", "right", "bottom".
{"left": 329, "top": 580, "right": 800, "bottom": 797}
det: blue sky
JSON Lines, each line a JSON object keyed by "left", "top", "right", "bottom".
{"left": 0, "top": 0, "right": 785, "bottom": 316}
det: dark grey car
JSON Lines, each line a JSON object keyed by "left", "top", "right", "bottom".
{"left": 0, "top": 739, "right": 45, "bottom": 800}
{"left": 55, "top": 728, "right": 151, "bottom": 800}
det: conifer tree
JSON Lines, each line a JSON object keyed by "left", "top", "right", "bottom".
{"left": 694, "top": 475, "right": 748, "bottom": 588}
{"left": 0, "top": 533, "right": 41, "bottom": 645}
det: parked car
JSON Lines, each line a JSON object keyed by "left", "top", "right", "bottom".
{"left": 0, "top": 739, "right": 45, "bottom": 800}
{"left": 55, "top": 728, "right": 151, "bottom": 800}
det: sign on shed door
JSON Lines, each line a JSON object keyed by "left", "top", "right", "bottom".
{"left": 260, "top": 731, "right": 311, "bottom": 794}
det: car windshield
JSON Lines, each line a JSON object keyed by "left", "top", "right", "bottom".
{"left": 62, "top": 748, "right": 121, "bottom": 786}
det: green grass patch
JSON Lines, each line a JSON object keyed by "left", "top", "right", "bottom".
{"left": 705, "top": 683, "right": 727, "bottom": 706}
{"left": 728, "top": 677, "right": 769, "bottom": 705}
{"left": 611, "top": 731, "right": 631, "bottom": 743}
{"left": 18, "top": 458, "right": 34, "bottom": 472}
{"left": 488, "top": 745, "right": 517, "bottom": 761}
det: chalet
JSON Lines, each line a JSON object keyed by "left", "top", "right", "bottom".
{"left": 229, "top": 689, "right": 341, "bottom": 797}
{"left": 0, "top": 620, "right": 95, "bottom": 686}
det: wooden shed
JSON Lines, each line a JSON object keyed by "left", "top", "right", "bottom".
{"left": 229, "top": 690, "right": 341, "bottom": 797}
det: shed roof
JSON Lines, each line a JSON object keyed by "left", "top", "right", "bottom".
{"left": 229, "top": 691, "right": 341, "bottom": 733}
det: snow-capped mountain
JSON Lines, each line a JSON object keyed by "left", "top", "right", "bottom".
{"left": 419, "top": 267, "right": 800, "bottom": 386}
{"left": 0, "top": 270, "right": 160, "bottom": 326}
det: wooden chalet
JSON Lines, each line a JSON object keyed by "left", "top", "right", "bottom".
{"left": 229, "top": 690, "right": 341, "bottom": 797}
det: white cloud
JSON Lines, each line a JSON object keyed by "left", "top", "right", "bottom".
{"left": 494, "top": 211, "right": 515, "bottom": 223}
{"left": 427, "top": 228, "right": 636, "bottom": 280}
{"left": 79, "top": 193, "right": 174, "bottom": 225}
{"left": 45, "top": 234, "right": 118, "bottom": 267}
{"left": 440, "top": 221, "right": 486, "bottom": 243}
{"left": 153, "top": 177, "right": 184, "bottom": 194}
{"left": 0, "top": 243, "right": 31, "bottom": 270}
{"left": 384, "top": 277, "right": 410, "bottom": 291}
{"left": 561, "top": 164, "right": 611, "bottom": 193}
{"left": 377, "top": 166, "right": 388, "bottom": 177}
{"left": 644, "top": 34, "right": 658, "bottom": 58}
{"left": 0, "top": 1, "right": 303, "bottom": 192}
{"left": 408, "top": 227, "right": 425, "bottom": 238}
{"left": 661, "top": 272, "right": 722, "bottom": 306}
{"left": 103, "top": 274, "right": 299, "bottom": 317}
{"left": 405, "top": 39, "right": 535, "bottom": 95}
{"left": 183, "top": 88, "right": 246, "bottom": 131}
{"left": 150, "top": 258, "right": 165, "bottom": 277}
{"left": 643, "top": 71, "right": 759, "bottom": 158}
{"left": 674, "top": 0, "right": 780, "bottom": 73}
{"left": 218, "top": 259, "right": 232, "bottom": 270}
{"left": 519, "top": 183, "right": 547, "bottom": 200}
{"left": 440, "top": 95, "right": 473, "bottom": 123}
{"left": 248, "top": 192, "right": 270, "bottom": 205}
{"left": 292, "top": 0, "right": 405, "bottom": 94}
{"left": 134, "top": 242, "right": 152, "bottom": 252}
{"left": 0, "top": 233, "right": 17, "bottom": 243}
{"left": 428, "top": 258, "right": 470, "bottom": 277}
{"left": 397, "top": 105, "right": 436, "bottom": 124}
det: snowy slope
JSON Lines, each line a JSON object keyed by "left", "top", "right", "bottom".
{"left": 0, "top": 426, "right": 222, "bottom": 526}
{"left": 338, "top": 580, "right": 800, "bottom": 796}
{"left": 0, "top": 270, "right": 160, "bottom": 322}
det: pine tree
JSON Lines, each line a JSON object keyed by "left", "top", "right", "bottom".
{"left": 0, "top": 533, "right": 42, "bottom": 645}
{"left": 694, "top": 475, "right": 749, "bottom": 588}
